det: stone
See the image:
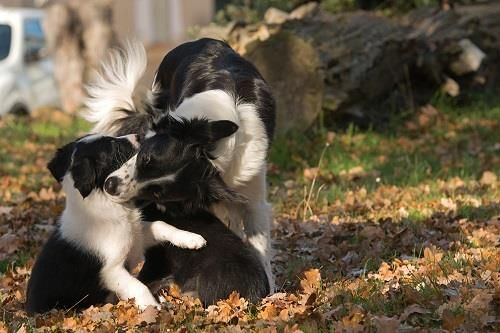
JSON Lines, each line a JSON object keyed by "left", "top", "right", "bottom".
{"left": 449, "top": 39, "right": 486, "bottom": 76}
{"left": 264, "top": 7, "right": 289, "bottom": 25}
{"left": 289, "top": 2, "right": 320, "bottom": 20}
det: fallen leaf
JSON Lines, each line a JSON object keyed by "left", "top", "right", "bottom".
{"left": 440, "top": 197, "right": 457, "bottom": 212}
{"left": 303, "top": 167, "right": 319, "bottom": 180}
{"left": 480, "top": 171, "right": 497, "bottom": 186}
{"left": 138, "top": 305, "right": 159, "bottom": 324}
{"left": 15, "top": 325, "right": 26, "bottom": 333}
{"left": 400, "top": 304, "right": 430, "bottom": 322}
{"left": 372, "top": 315, "right": 400, "bottom": 333}
{"left": 441, "top": 308, "right": 465, "bottom": 331}
{"left": 0, "top": 233, "right": 21, "bottom": 255}
{"left": 300, "top": 268, "right": 321, "bottom": 293}
{"left": 260, "top": 303, "right": 278, "bottom": 320}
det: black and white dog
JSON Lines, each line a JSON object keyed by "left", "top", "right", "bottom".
{"left": 126, "top": 118, "right": 270, "bottom": 305}
{"left": 83, "top": 38, "right": 276, "bottom": 290}
{"left": 26, "top": 135, "right": 206, "bottom": 313}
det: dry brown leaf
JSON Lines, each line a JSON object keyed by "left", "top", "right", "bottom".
{"left": 0, "top": 233, "right": 21, "bottom": 255}
{"left": 423, "top": 246, "right": 444, "bottom": 263}
{"left": 62, "top": 317, "right": 78, "bottom": 330}
{"left": 326, "top": 131, "right": 336, "bottom": 144}
{"left": 138, "top": 305, "right": 159, "bottom": 324}
{"left": 372, "top": 315, "right": 400, "bottom": 333}
{"left": 260, "top": 304, "right": 278, "bottom": 320}
{"left": 400, "top": 304, "right": 430, "bottom": 322}
{"left": 279, "top": 309, "right": 289, "bottom": 321}
{"left": 284, "top": 323, "right": 303, "bottom": 333}
{"left": 440, "top": 197, "right": 457, "bottom": 212}
{"left": 0, "top": 322, "right": 7, "bottom": 333}
{"left": 480, "top": 171, "right": 497, "bottom": 186}
{"left": 15, "top": 324, "right": 26, "bottom": 333}
{"left": 300, "top": 268, "right": 321, "bottom": 293}
{"left": 341, "top": 308, "right": 365, "bottom": 332}
{"left": 441, "top": 309, "right": 465, "bottom": 331}
{"left": 303, "top": 167, "right": 319, "bottom": 180}
{"left": 465, "top": 291, "right": 493, "bottom": 313}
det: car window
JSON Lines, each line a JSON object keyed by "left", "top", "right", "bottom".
{"left": 0, "top": 24, "right": 12, "bottom": 61}
{"left": 24, "top": 18, "right": 45, "bottom": 53}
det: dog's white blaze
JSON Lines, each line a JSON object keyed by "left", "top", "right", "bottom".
{"left": 82, "top": 40, "right": 148, "bottom": 136}
{"left": 171, "top": 89, "right": 268, "bottom": 187}
{"left": 141, "top": 173, "right": 177, "bottom": 186}
{"left": 145, "top": 130, "right": 156, "bottom": 139}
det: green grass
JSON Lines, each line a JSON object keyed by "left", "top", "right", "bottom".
{"left": 269, "top": 91, "right": 500, "bottom": 208}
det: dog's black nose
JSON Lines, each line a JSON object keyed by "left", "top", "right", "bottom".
{"left": 104, "top": 176, "right": 121, "bottom": 196}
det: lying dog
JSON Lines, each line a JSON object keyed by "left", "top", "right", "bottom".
{"left": 83, "top": 38, "right": 276, "bottom": 290}
{"left": 106, "top": 118, "right": 269, "bottom": 305}
{"left": 26, "top": 135, "right": 206, "bottom": 314}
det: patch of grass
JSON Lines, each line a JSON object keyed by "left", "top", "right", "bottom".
{"left": 456, "top": 204, "right": 499, "bottom": 221}
{"left": 0, "top": 251, "right": 31, "bottom": 274}
{"left": 270, "top": 91, "right": 500, "bottom": 204}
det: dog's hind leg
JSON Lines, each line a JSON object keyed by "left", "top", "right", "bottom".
{"left": 239, "top": 170, "right": 275, "bottom": 293}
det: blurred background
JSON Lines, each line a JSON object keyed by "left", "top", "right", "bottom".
{"left": 0, "top": 0, "right": 498, "bottom": 133}
{"left": 0, "top": 3, "right": 499, "bottom": 330}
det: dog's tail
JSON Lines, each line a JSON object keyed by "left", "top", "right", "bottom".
{"left": 82, "top": 40, "right": 148, "bottom": 135}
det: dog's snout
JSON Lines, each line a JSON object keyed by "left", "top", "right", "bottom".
{"left": 104, "top": 176, "right": 121, "bottom": 196}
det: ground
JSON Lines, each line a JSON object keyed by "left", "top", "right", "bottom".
{"left": 0, "top": 93, "right": 498, "bottom": 332}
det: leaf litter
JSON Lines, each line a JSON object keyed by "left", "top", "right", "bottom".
{"left": 0, "top": 109, "right": 499, "bottom": 332}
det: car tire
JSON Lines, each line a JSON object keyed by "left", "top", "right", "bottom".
{"left": 9, "top": 103, "right": 29, "bottom": 116}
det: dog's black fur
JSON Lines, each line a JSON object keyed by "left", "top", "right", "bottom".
{"left": 151, "top": 38, "right": 275, "bottom": 139}
{"left": 138, "top": 204, "right": 270, "bottom": 306}
{"left": 131, "top": 118, "right": 244, "bottom": 210}
{"left": 25, "top": 229, "right": 109, "bottom": 313}
{"left": 26, "top": 136, "right": 137, "bottom": 314}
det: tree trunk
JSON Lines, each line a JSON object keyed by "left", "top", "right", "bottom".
{"left": 43, "top": 0, "right": 116, "bottom": 114}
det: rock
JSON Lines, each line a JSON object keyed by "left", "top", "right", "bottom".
{"left": 264, "top": 7, "right": 289, "bottom": 25}
{"left": 289, "top": 2, "right": 320, "bottom": 20}
{"left": 441, "top": 77, "right": 460, "bottom": 97}
{"left": 449, "top": 39, "right": 486, "bottom": 76}
{"left": 196, "top": 21, "right": 238, "bottom": 41}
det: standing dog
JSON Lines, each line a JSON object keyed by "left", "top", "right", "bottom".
{"left": 83, "top": 38, "right": 276, "bottom": 290}
{"left": 122, "top": 118, "right": 270, "bottom": 305}
{"left": 26, "top": 135, "right": 206, "bottom": 313}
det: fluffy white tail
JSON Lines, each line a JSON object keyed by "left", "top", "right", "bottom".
{"left": 82, "top": 40, "right": 147, "bottom": 135}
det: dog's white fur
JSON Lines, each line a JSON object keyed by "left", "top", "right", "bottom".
{"left": 82, "top": 41, "right": 275, "bottom": 291}
{"left": 83, "top": 41, "right": 148, "bottom": 135}
{"left": 58, "top": 138, "right": 206, "bottom": 309}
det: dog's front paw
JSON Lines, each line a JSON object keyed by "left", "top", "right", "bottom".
{"left": 173, "top": 232, "right": 207, "bottom": 250}
{"left": 134, "top": 292, "right": 161, "bottom": 310}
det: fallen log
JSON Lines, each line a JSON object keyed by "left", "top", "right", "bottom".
{"left": 198, "top": 3, "right": 500, "bottom": 133}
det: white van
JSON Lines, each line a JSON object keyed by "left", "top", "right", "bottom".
{"left": 0, "top": 7, "right": 59, "bottom": 116}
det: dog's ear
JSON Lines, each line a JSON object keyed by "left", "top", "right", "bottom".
{"left": 208, "top": 174, "right": 247, "bottom": 204}
{"left": 204, "top": 120, "right": 239, "bottom": 143}
{"left": 47, "top": 142, "right": 76, "bottom": 182}
{"left": 166, "top": 117, "right": 238, "bottom": 146}
{"left": 70, "top": 158, "right": 96, "bottom": 198}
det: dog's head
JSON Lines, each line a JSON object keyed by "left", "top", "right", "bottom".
{"left": 104, "top": 117, "right": 245, "bottom": 208}
{"left": 48, "top": 135, "right": 139, "bottom": 198}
